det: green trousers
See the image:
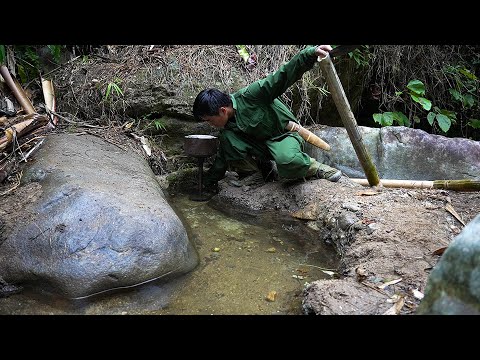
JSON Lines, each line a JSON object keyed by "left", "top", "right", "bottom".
{"left": 204, "top": 128, "right": 317, "bottom": 186}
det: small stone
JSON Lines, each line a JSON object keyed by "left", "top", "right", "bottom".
{"left": 266, "top": 290, "right": 277, "bottom": 302}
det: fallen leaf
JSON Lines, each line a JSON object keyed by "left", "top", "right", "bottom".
{"left": 412, "top": 289, "right": 424, "bottom": 300}
{"left": 356, "top": 190, "right": 379, "bottom": 196}
{"left": 292, "top": 275, "right": 305, "bottom": 280}
{"left": 432, "top": 246, "right": 447, "bottom": 256}
{"left": 355, "top": 266, "right": 367, "bottom": 282}
{"left": 378, "top": 278, "right": 402, "bottom": 289}
{"left": 266, "top": 290, "right": 277, "bottom": 302}
{"left": 321, "top": 270, "right": 336, "bottom": 277}
{"left": 445, "top": 203, "right": 466, "bottom": 226}
{"left": 383, "top": 296, "right": 405, "bottom": 315}
{"left": 291, "top": 203, "right": 319, "bottom": 220}
{"left": 361, "top": 218, "right": 376, "bottom": 225}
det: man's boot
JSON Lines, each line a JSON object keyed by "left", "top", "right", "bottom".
{"left": 306, "top": 158, "right": 342, "bottom": 182}
{"left": 229, "top": 158, "right": 265, "bottom": 187}
{"left": 257, "top": 159, "right": 279, "bottom": 182}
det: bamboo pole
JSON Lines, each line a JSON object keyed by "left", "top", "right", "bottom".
{"left": 351, "top": 178, "right": 480, "bottom": 192}
{"left": 0, "top": 65, "right": 35, "bottom": 115}
{"left": 318, "top": 55, "right": 380, "bottom": 186}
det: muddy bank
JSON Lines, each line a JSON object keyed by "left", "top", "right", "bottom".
{"left": 207, "top": 176, "right": 480, "bottom": 314}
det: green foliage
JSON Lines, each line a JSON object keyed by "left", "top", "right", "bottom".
{"left": 347, "top": 45, "right": 371, "bottom": 68}
{"left": 0, "top": 45, "right": 66, "bottom": 82}
{"left": 407, "top": 80, "right": 432, "bottom": 110}
{"left": 151, "top": 119, "right": 166, "bottom": 131}
{"left": 104, "top": 79, "right": 124, "bottom": 101}
{"left": 445, "top": 65, "right": 478, "bottom": 110}
{"left": 427, "top": 107, "right": 456, "bottom": 133}
{"left": 236, "top": 45, "right": 250, "bottom": 63}
{"left": 142, "top": 114, "right": 167, "bottom": 133}
{"left": 373, "top": 79, "right": 456, "bottom": 133}
{"left": 47, "top": 45, "right": 63, "bottom": 62}
{"left": 373, "top": 111, "right": 410, "bottom": 127}
{"left": 443, "top": 64, "right": 479, "bottom": 132}
{"left": 0, "top": 45, "right": 5, "bottom": 64}
{"left": 468, "top": 119, "right": 480, "bottom": 129}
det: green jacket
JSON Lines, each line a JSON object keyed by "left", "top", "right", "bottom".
{"left": 205, "top": 46, "right": 319, "bottom": 185}
{"left": 231, "top": 46, "right": 318, "bottom": 139}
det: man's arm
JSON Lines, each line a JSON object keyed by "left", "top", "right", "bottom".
{"left": 203, "top": 146, "right": 228, "bottom": 189}
{"left": 242, "top": 45, "right": 331, "bottom": 103}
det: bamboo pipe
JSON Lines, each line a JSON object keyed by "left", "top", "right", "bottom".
{"left": 285, "top": 121, "right": 331, "bottom": 151}
{"left": 318, "top": 55, "right": 380, "bottom": 186}
{"left": 350, "top": 178, "right": 480, "bottom": 192}
{"left": 0, "top": 65, "right": 36, "bottom": 115}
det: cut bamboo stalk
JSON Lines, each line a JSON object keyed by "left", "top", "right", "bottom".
{"left": 0, "top": 65, "right": 35, "bottom": 115}
{"left": 285, "top": 120, "right": 330, "bottom": 151}
{"left": 351, "top": 178, "right": 480, "bottom": 192}
{"left": 318, "top": 55, "right": 380, "bottom": 186}
{"left": 0, "top": 114, "right": 49, "bottom": 150}
{"left": 41, "top": 78, "right": 57, "bottom": 125}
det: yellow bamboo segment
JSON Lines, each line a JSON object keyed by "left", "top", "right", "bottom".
{"left": 285, "top": 121, "right": 331, "bottom": 151}
{"left": 351, "top": 178, "right": 480, "bottom": 192}
{"left": 41, "top": 78, "right": 57, "bottom": 125}
{"left": 351, "top": 178, "right": 434, "bottom": 189}
{"left": 0, "top": 114, "right": 49, "bottom": 150}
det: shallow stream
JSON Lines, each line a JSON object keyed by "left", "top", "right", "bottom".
{"left": 0, "top": 194, "right": 338, "bottom": 315}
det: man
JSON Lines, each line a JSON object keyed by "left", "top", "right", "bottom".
{"left": 192, "top": 45, "right": 342, "bottom": 193}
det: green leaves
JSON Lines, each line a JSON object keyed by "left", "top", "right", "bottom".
{"left": 410, "top": 94, "right": 432, "bottom": 110}
{"left": 406, "top": 80, "right": 425, "bottom": 95}
{"left": 0, "top": 45, "right": 5, "bottom": 64}
{"left": 427, "top": 107, "right": 456, "bottom": 133}
{"left": 47, "top": 45, "right": 63, "bottom": 62}
{"left": 435, "top": 114, "right": 452, "bottom": 132}
{"left": 373, "top": 111, "right": 410, "bottom": 127}
{"left": 236, "top": 45, "right": 250, "bottom": 63}
{"left": 408, "top": 80, "right": 431, "bottom": 110}
{"left": 104, "top": 80, "right": 124, "bottom": 101}
{"left": 467, "top": 119, "right": 480, "bottom": 129}
{"left": 449, "top": 88, "right": 475, "bottom": 108}
{"left": 373, "top": 79, "right": 461, "bottom": 133}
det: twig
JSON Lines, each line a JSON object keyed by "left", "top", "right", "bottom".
{"left": 83, "top": 130, "right": 128, "bottom": 152}
{"left": 37, "top": 55, "right": 81, "bottom": 80}
{"left": 299, "top": 264, "right": 337, "bottom": 272}
{"left": 23, "top": 138, "right": 45, "bottom": 161}
{"left": 361, "top": 281, "right": 389, "bottom": 297}
{"left": 52, "top": 111, "right": 106, "bottom": 129}
{"left": 0, "top": 170, "right": 22, "bottom": 196}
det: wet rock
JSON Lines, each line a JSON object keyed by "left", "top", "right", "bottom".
{"left": 417, "top": 214, "right": 480, "bottom": 315}
{"left": 309, "top": 126, "right": 480, "bottom": 180}
{"left": 302, "top": 279, "right": 389, "bottom": 315}
{"left": 0, "top": 134, "right": 199, "bottom": 299}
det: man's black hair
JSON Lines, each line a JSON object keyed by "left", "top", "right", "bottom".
{"left": 193, "top": 88, "right": 232, "bottom": 121}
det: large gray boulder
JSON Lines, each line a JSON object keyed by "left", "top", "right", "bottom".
{"left": 417, "top": 214, "right": 480, "bottom": 315}
{"left": 308, "top": 126, "right": 480, "bottom": 180}
{"left": 0, "top": 133, "right": 199, "bottom": 299}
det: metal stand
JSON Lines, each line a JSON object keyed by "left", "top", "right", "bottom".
{"left": 189, "top": 156, "right": 211, "bottom": 201}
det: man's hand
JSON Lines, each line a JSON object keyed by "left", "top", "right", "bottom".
{"left": 315, "top": 45, "right": 333, "bottom": 61}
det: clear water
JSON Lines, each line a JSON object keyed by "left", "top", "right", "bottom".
{"left": 0, "top": 194, "right": 338, "bottom": 315}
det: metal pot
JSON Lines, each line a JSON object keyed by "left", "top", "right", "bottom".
{"left": 184, "top": 135, "right": 218, "bottom": 157}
